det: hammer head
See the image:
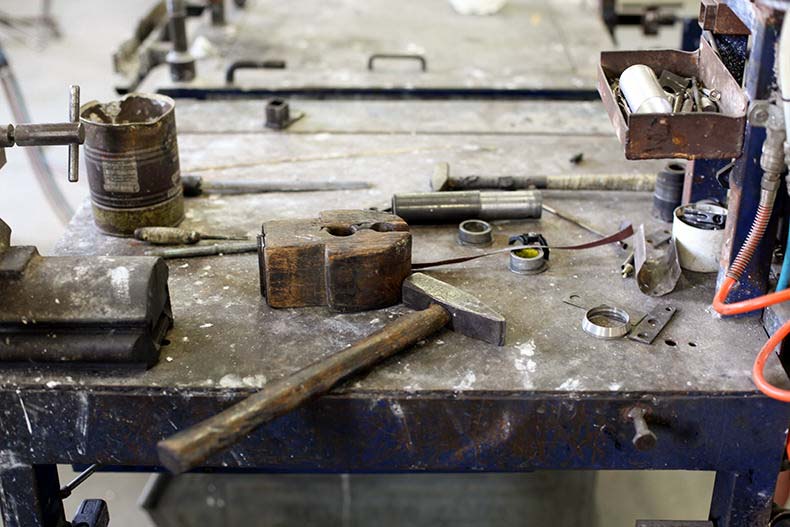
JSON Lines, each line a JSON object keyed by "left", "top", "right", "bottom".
{"left": 402, "top": 273, "right": 506, "bottom": 346}
{"left": 430, "top": 162, "right": 451, "bottom": 191}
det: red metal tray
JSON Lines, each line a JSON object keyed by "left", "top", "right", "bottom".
{"left": 598, "top": 36, "right": 747, "bottom": 160}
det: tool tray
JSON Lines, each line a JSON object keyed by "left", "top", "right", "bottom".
{"left": 597, "top": 36, "right": 747, "bottom": 160}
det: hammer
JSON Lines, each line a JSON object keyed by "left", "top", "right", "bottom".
{"left": 156, "top": 273, "right": 505, "bottom": 474}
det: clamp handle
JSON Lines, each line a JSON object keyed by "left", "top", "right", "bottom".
{"left": 68, "top": 85, "right": 81, "bottom": 182}
{"left": 5, "top": 85, "right": 84, "bottom": 182}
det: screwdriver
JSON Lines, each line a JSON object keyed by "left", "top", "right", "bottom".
{"left": 134, "top": 227, "right": 249, "bottom": 245}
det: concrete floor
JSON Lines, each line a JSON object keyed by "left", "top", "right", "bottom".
{"left": 0, "top": 0, "right": 721, "bottom": 525}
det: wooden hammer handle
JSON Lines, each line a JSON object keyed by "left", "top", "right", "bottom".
{"left": 157, "top": 304, "right": 450, "bottom": 474}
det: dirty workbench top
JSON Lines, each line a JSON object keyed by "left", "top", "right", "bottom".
{"left": 138, "top": 0, "right": 610, "bottom": 94}
{"left": 6, "top": 99, "right": 783, "bottom": 396}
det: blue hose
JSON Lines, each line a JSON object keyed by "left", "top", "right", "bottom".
{"left": 777, "top": 224, "right": 790, "bottom": 291}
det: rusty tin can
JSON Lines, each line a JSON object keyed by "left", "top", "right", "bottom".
{"left": 80, "top": 93, "right": 184, "bottom": 236}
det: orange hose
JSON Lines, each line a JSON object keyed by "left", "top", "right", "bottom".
{"left": 753, "top": 318, "right": 790, "bottom": 402}
{"left": 713, "top": 277, "right": 790, "bottom": 316}
{"left": 713, "top": 274, "right": 790, "bottom": 402}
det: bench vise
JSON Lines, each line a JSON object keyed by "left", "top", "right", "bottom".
{"left": 0, "top": 86, "right": 173, "bottom": 367}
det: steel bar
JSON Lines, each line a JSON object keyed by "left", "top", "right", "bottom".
{"left": 392, "top": 190, "right": 542, "bottom": 224}
{"left": 182, "top": 175, "right": 370, "bottom": 196}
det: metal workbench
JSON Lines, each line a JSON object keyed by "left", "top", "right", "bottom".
{"left": 131, "top": 0, "right": 612, "bottom": 97}
{"left": 1, "top": 99, "right": 789, "bottom": 527}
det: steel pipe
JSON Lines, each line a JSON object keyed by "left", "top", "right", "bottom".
{"left": 392, "top": 190, "right": 542, "bottom": 224}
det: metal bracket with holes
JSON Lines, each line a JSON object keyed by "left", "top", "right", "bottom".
{"left": 563, "top": 293, "right": 676, "bottom": 345}
{"left": 628, "top": 304, "right": 677, "bottom": 344}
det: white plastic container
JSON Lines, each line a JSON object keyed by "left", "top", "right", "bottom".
{"left": 619, "top": 64, "right": 672, "bottom": 114}
{"left": 672, "top": 203, "right": 727, "bottom": 273}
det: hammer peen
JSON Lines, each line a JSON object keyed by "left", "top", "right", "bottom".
{"left": 157, "top": 273, "right": 505, "bottom": 474}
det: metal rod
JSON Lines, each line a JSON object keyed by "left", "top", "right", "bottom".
{"left": 182, "top": 174, "right": 371, "bottom": 196}
{"left": 144, "top": 241, "right": 258, "bottom": 259}
{"left": 13, "top": 122, "right": 82, "bottom": 146}
{"left": 541, "top": 203, "right": 605, "bottom": 237}
{"left": 59, "top": 464, "right": 100, "bottom": 499}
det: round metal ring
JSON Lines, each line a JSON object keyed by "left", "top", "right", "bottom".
{"left": 582, "top": 305, "right": 630, "bottom": 339}
{"left": 509, "top": 247, "right": 547, "bottom": 275}
{"left": 458, "top": 219, "right": 493, "bottom": 246}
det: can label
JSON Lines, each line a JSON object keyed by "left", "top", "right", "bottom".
{"left": 102, "top": 158, "right": 140, "bottom": 193}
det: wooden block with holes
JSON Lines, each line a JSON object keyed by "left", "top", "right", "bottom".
{"left": 258, "top": 210, "right": 412, "bottom": 312}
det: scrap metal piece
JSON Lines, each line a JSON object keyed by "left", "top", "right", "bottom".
{"left": 402, "top": 273, "right": 506, "bottom": 346}
{"left": 582, "top": 305, "right": 631, "bottom": 339}
{"left": 627, "top": 304, "right": 677, "bottom": 344}
{"left": 634, "top": 224, "right": 681, "bottom": 297}
{"left": 658, "top": 70, "right": 691, "bottom": 98}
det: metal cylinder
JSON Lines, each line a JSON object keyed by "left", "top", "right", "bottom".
{"left": 392, "top": 190, "right": 542, "bottom": 224}
{"left": 652, "top": 161, "right": 685, "bottom": 222}
{"left": 458, "top": 219, "right": 493, "bottom": 246}
{"left": 80, "top": 93, "right": 184, "bottom": 236}
{"left": 509, "top": 247, "right": 547, "bottom": 275}
{"left": 619, "top": 65, "right": 672, "bottom": 114}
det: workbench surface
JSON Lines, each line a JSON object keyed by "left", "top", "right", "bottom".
{"left": 137, "top": 0, "right": 611, "bottom": 95}
{"left": 27, "top": 98, "right": 783, "bottom": 395}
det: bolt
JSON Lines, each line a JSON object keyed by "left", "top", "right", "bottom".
{"left": 627, "top": 407, "right": 657, "bottom": 451}
{"left": 753, "top": 108, "right": 770, "bottom": 125}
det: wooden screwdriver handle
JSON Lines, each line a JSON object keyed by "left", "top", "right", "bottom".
{"left": 157, "top": 304, "right": 451, "bottom": 474}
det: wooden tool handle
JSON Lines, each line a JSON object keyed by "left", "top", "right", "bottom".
{"left": 156, "top": 304, "right": 450, "bottom": 474}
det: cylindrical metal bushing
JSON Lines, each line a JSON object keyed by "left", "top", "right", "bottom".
{"left": 80, "top": 93, "right": 184, "bottom": 236}
{"left": 619, "top": 65, "right": 672, "bottom": 114}
{"left": 509, "top": 247, "right": 547, "bottom": 275}
{"left": 458, "top": 219, "right": 493, "bottom": 246}
{"left": 652, "top": 161, "right": 686, "bottom": 222}
{"left": 392, "top": 190, "right": 542, "bottom": 224}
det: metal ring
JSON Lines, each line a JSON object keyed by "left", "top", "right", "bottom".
{"left": 582, "top": 305, "right": 631, "bottom": 339}
{"left": 509, "top": 247, "right": 547, "bottom": 275}
{"left": 458, "top": 219, "right": 493, "bottom": 246}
